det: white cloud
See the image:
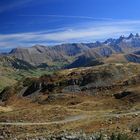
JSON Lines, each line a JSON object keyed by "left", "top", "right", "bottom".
{"left": 20, "top": 14, "right": 113, "bottom": 21}
{"left": 1, "top": 19, "right": 140, "bottom": 49}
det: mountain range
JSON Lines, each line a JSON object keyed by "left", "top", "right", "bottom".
{"left": 1, "top": 33, "right": 140, "bottom": 69}
{"left": 0, "top": 34, "right": 140, "bottom": 139}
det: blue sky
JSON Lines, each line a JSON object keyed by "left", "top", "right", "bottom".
{"left": 1, "top": 0, "right": 140, "bottom": 51}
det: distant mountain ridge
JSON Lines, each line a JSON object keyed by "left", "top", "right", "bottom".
{"left": 0, "top": 56, "right": 35, "bottom": 70}
{"left": 2, "top": 33, "right": 140, "bottom": 69}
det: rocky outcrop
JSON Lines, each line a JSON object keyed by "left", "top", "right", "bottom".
{"left": 125, "top": 54, "right": 140, "bottom": 63}
{"left": 114, "top": 91, "right": 132, "bottom": 99}
{"left": 0, "top": 130, "right": 135, "bottom": 140}
{"left": 1, "top": 63, "right": 140, "bottom": 103}
{"left": 114, "top": 90, "right": 140, "bottom": 103}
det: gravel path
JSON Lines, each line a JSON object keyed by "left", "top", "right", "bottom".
{"left": 0, "top": 110, "right": 139, "bottom": 126}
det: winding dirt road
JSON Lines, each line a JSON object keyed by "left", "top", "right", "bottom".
{"left": 0, "top": 110, "right": 139, "bottom": 126}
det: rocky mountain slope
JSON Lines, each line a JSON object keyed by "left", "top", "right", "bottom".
{"left": 0, "top": 56, "right": 35, "bottom": 70}
{"left": 1, "top": 63, "right": 140, "bottom": 104}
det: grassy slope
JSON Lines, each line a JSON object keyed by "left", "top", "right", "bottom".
{"left": 0, "top": 67, "right": 55, "bottom": 92}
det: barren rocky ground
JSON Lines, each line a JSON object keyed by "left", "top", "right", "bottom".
{"left": 0, "top": 63, "right": 140, "bottom": 140}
